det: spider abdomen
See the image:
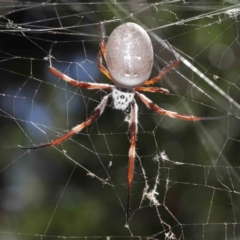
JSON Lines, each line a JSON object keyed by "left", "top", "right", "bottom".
{"left": 106, "top": 22, "right": 154, "bottom": 89}
{"left": 112, "top": 88, "right": 135, "bottom": 112}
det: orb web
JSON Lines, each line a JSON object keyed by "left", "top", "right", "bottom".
{"left": 0, "top": 1, "right": 240, "bottom": 240}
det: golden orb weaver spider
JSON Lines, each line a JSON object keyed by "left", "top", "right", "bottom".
{"left": 19, "top": 22, "right": 230, "bottom": 224}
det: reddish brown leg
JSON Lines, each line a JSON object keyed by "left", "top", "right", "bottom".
{"left": 97, "top": 51, "right": 113, "bottom": 81}
{"left": 136, "top": 92, "right": 231, "bottom": 121}
{"left": 135, "top": 86, "right": 169, "bottom": 94}
{"left": 144, "top": 59, "right": 180, "bottom": 86}
{"left": 126, "top": 102, "right": 138, "bottom": 224}
{"left": 98, "top": 22, "right": 113, "bottom": 81}
{"left": 18, "top": 94, "right": 111, "bottom": 149}
{"left": 49, "top": 66, "right": 113, "bottom": 90}
{"left": 99, "top": 22, "right": 107, "bottom": 59}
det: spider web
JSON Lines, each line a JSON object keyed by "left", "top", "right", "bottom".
{"left": 0, "top": 0, "right": 240, "bottom": 239}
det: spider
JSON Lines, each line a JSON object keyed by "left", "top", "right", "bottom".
{"left": 19, "top": 22, "right": 229, "bottom": 224}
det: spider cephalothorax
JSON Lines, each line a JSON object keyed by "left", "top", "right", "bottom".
{"left": 112, "top": 87, "right": 135, "bottom": 112}
{"left": 19, "top": 21, "right": 229, "bottom": 224}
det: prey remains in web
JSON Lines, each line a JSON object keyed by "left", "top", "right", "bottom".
{"left": 19, "top": 21, "right": 232, "bottom": 225}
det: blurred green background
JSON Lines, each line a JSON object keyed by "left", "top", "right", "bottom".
{"left": 0, "top": 1, "right": 240, "bottom": 239}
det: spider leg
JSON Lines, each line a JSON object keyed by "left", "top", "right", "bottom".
{"left": 97, "top": 50, "right": 113, "bottom": 81}
{"left": 135, "top": 86, "right": 169, "bottom": 94}
{"left": 136, "top": 92, "right": 232, "bottom": 121}
{"left": 99, "top": 22, "right": 107, "bottom": 59}
{"left": 18, "top": 94, "right": 111, "bottom": 149}
{"left": 97, "top": 22, "right": 114, "bottom": 82}
{"left": 126, "top": 101, "right": 138, "bottom": 224}
{"left": 144, "top": 59, "right": 180, "bottom": 86}
{"left": 49, "top": 66, "right": 113, "bottom": 90}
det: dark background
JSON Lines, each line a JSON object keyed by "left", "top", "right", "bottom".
{"left": 0, "top": 1, "right": 240, "bottom": 239}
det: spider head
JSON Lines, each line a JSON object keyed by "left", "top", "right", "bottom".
{"left": 112, "top": 87, "right": 135, "bottom": 112}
